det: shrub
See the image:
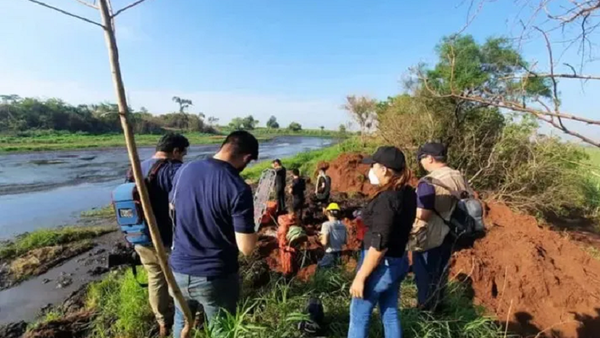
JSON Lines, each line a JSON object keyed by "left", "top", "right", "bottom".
{"left": 376, "top": 93, "right": 592, "bottom": 216}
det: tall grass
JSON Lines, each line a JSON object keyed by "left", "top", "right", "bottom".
{"left": 82, "top": 266, "right": 502, "bottom": 338}
{"left": 86, "top": 269, "right": 154, "bottom": 338}
{"left": 192, "top": 269, "right": 503, "bottom": 338}
{"left": 0, "top": 225, "right": 115, "bottom": 260}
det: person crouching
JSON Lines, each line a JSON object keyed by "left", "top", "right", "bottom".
{"left": 317, "top": 203, "right": 347, "bottom": 269}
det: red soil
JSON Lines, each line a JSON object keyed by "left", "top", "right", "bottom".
{"left": 325, "top": 153, "right": 378, "bottom": 197}
{"left": 451, "top": 202, "right": 600, "bottom": 338}
{"left": 325, "top": 152, "right": 600, "bottom": 338}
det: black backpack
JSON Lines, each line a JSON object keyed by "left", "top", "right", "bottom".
{"left": 422, "top": 177, "right": 485, "bottom": 239}
{"left": 297, "top": 297, "right": 324, "bottom": 336}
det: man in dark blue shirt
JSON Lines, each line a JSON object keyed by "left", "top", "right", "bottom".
{"left": 169, "top": 131, "right": 259, "bottom": 336}
{"left": 125, "top": 132, "right": 189, "bottom": 337}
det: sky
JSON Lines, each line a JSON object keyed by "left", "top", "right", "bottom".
{"left": 0, "top": 0, "right": 597, "bottom": 138}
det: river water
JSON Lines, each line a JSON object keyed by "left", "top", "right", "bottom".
{"left": 0, "top": 136, "right": 333, "bottom": 240}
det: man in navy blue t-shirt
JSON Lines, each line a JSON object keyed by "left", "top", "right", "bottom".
{"left": 169, "top": 131, "right": 259, "bottom": 336}
{"left": 125, "top": 133, "right": 189, "bottom": 337}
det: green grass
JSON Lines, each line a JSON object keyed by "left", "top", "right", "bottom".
{"left": 86, "top": 268, "right": 154, "bottom": 338}
{"left": 80, "top": 205, "right": 115, "bottom": 219}
{"left": 0, "top": 132, "right": 230, "bottom": 152}
{"left": 0, "top": 128, "right": 346, "bottom": 152}
{"left": 82, "top": 266, "right": 503, "bottom": 338}
{"left": 27, "top": 309, "right": 65, "bottom": 332}
{"left": 0, "top": 225, "right": 115, "bottom": 260}
{"left": 242, "top": 138, "right": 371, "bottom": 182}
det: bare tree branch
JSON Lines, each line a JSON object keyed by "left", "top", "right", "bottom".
{"left": 26, "top": 0, "right": 104, "bottom": 28}
{"left": 503, "top": 73, "right": 600, "bottom": 80}
{"left": 449, "top": 93, "right": 600, "bottom": 147}
{"left": 75, "top": 0, "right": 98, "bottom": 10}
{"left": 112, "top": 0, "right": 149, "bottom": 18}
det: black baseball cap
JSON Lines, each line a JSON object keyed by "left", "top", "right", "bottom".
{"left": 417, "top": 142, "right": 447, "bottom": 161}
{"left": 362, "top": 146, "right": 406, "bottom": 172}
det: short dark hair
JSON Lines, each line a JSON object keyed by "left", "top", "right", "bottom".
{"left": 292, "top": 168, "right": 300, "bottom": 176}
{"left": 156, "top": 133, "right": 190, "bottom": 153}
{"left": 221, "top": 131, "right": 259, "bottom": 160}
{"left": 328, "top": 209, "right": 341, "bottom": 219}
{"left": 273, "top": 159, "right": 282, "bottom": 166}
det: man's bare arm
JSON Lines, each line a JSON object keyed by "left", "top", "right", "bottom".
{"left": 235, "top": 232, "right": 257, "bottom": 256}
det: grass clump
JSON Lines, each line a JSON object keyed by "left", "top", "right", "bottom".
{"left": 0, "top": 225, "right": 115, "bottom": 260}
{"left": 81, "top": 205, "right": 115, "bottom": 219}
{"left": 86, "top": 268, "right": 154, "bottom": 338}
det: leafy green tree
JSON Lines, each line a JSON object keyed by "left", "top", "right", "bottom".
{"left": 229, "top": 117, "right": 245, "bottom": 130}
{"left": 266, "top": 116, "right": 279, "bottom": 129}
{"left": 288, "top": 122, "right": 302, "bottom": 132}
{"left": 338, "top": 124, "right": 346, "bottom": 135}
{"left": 229, "top": 115, "right": 259, "bottom": 130}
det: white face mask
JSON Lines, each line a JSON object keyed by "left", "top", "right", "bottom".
{"left": 368, "top": 168, "right": 380, "bottom": 186}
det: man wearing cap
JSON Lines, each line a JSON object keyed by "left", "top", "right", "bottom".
{"left": 168, "top": 131, "right": 259, "bottom": 336}
{"left": 318, "top": 203, "right": 347, "bottom": 268}
{"left": 409, "top": 142, "right": 471, "bottom": 311}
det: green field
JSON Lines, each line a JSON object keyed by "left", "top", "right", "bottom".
{"left": 0, "top": 128, "right": 344, "bottom": 153}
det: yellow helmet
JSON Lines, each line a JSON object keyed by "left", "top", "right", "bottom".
{"left": 326, "top": 203, "right": 341, "bottom": 211}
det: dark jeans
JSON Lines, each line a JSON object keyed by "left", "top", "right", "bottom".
{"left": 292, "top": 197, "right": 304, "bottom": 222}
{"left": 412, "top": 235, "right": 453, "bottom": 310}
{"left": 172, "top": 272, "right": 240, "bottom": 338}
{"left": 348, "top": 250, "right": 409, "bottom": 338}
{"left": 276, "top": 189, "right": 286, "bottom": 214}
{"left": 317, "top": 251, "right": 341, "bottom": 268}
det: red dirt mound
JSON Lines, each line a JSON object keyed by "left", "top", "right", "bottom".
{"left": 325, "top": 153, "right": 377, "bottom": 196}
{"left": 451, "top": 202, "right": 600, "bottom": 338}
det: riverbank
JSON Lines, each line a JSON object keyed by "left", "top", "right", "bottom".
{"left": 0, "top": 206, "right": 116, "bottom": 291}
{"left": 0, "top": 129, "right": 344, "bottom": 153}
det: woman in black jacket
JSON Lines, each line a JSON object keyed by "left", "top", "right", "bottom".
{"left": 348, "top": 146, "right": 416, "bottom": 338}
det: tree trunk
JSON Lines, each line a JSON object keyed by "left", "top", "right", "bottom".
{"left": 97, "top": 1, "right": 193, "bottom": 337}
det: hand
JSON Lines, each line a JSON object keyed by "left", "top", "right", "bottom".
{"left": 350, "top": 276, "right": 365, "bottom": 299}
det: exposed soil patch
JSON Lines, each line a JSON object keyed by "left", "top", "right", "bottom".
{"left": 451, "top": 202, "right": 600, "bottom": 338}
{"left": 24, "top": 310, "right": 95, "bottom": 338}
{"left": 324, "top": 153, "right": 377, "bottom": 197}
{"left": 1, "top": 241, "right": 94, "bottom": 290}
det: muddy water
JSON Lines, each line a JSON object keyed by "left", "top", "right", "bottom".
{"left": 0, "top": 231, "right": 122, "bottom": 325}
{"left": 0, "top": 137, "right": 333, "bottom": 239}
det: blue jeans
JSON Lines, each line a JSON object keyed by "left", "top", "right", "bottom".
{"left": 172, "top": 271, "right": 240, "bottom": 338}
{"left": 412, "top": 236, "right": 453, "bottom": 310}
{"left": 348, "top": 251, "right": 409, "bottom": 338}
{"left": 317, "top": 251, "right": 341, "bottom": 268}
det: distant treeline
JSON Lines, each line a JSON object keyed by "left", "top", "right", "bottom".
{"left": 0, "top": 95, "right": 216, "bottom": 134}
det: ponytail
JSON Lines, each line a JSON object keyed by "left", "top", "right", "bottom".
{"left": 371, "top": 166, "right": 412, "bottom": 198}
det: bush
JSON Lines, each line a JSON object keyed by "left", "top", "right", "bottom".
{"left": 376, "top": 93, "right": 593, "bottom": 216}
